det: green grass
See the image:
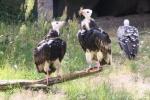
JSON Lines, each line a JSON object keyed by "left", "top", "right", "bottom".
{"left": 58, "top": 81, "right": 133, "bottom": 100}
{"left": 0, "top": 66, "right": 44, "bottom": 80}
{"left": 0, "top": 19, "right": 150, "bottom": 99}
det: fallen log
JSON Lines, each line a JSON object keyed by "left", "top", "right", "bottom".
{"left": 0, "top": 67, "right": 102, "bottom": 90}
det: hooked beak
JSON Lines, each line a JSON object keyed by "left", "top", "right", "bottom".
{"left": 79, "top": 7, "right": 83, "bottom": 16}
{"left": 60, "top": 21, "right": 66, "bottom": 28}
{"left": 62, "top": 21, "right": 65, "bottom": 25}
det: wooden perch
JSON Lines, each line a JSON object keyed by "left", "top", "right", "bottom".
{"left": 0, "top": 67, "right": 102, "bottom": 90}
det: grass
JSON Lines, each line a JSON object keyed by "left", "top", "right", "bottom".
{"left": 0, "top": 18, "right": 150, "bottom": 99}
{"left": 61, "top": 81, "right": 133, "bottom": 100}
{"left": 0, "top": 66, "right": 43, "bottom": 80}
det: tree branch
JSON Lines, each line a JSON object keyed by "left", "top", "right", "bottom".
{"left": 0, "top": 67, "right": 102, "bottom": 90}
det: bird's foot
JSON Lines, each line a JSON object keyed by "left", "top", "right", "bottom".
{"left": 96, "top": 62, "right": 102, "bottom": 70}
{"left": 86, "top": 65, "right": 92, "bottom": 72}
{"left": 86, "top": 66, "right": 100, "bottom": 72}
{"left": 57, "top": 75, "right": 62, "bottom": 81}
{"left": 96, "top": 66, "right": 102, "bottom": 71}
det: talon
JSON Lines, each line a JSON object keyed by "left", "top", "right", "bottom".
{"left": 86, "top": 66, "right": 91, "bottom": 72}
{"left": 96, "top": 66, "right": 101, "bottom": 71}
{"left": 57, "top": 75, "right": 62, "bottom": 80}
{"left": 57, "top": 72, "right": 62, "bottom": 78}
{"left": 86, "top": 68, "right": 90, "bottom": 72}
{"left": 86, "top": 67, "right": 94, "bottom": 72}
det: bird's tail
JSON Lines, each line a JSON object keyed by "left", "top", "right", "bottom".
{"left": 125, "top": 42, "right": 137, "bottom": 60}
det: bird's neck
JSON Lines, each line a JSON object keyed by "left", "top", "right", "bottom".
{"left": 85, "top": 17, "right": 91, "bottom": 20}
{"left": 52, "top": 28, "right": 60, "bottom": 34}
{"left": 46, "top": 30, "right": 59, "bottom": 39}
{"left": 124, "top": 24, "right": 130, "bottom": 27}
{"left": 81, "top": 18, "right": 91, "bottom": 30}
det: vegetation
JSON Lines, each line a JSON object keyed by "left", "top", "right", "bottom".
{"left": 0, "top": 19, "right": 149, "bottom": 99}
{"left": 0, "top": 1, "right": 150, "bottom": 99}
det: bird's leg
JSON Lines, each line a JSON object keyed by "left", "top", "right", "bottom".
{"left": 56, "top": 67, "right": 60, "bottom": 77}
{"left": 44, "top": 61, "right": 50, "bottom": 85}
{"left": 96, "top": 51, "right": 103, "bottom": 70}
{"left": 96, "top": 61, "right": 100, "bottom": 67}
{"left": 46, "top": 70, "right": 50, "bottom": 85}
{"left": 85, "top": 64, "right": 92, "bottom": 72}
{"left": 96, "top": 61, "right": 101, "bottom": 70}
{"left": 85, "top": 51, "right": 93, "bottom": 72}
{"left": 54, "top": 59, "right": 62, "bottom": 79}
{"left": 88, "top": 64, "right": 92, "bottom": 69}
{"left": 56, "top": 67, "right": 62, "bottom": 81}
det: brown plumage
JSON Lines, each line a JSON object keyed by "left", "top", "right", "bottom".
{"left": 33, "top": 21, "right": 66, "bottom": 84}
{"left": 78, "top": 8, "right": 112, "bottom": 71}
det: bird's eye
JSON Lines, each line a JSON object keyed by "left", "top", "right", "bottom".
{"left": 56, "top": 22, "right": 58, "bottom": 24}
{"left": 87, "top": 11, "right": 89, "bottom": 13}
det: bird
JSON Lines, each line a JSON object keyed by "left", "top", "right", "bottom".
{"left": 77, "top": 8, "right": 112, "bottom": 71}
{"left": 117, "top": 19, "right": 139, "bottom": 59}
{"left": 33, "top": 21, "right": 66, "bottom": 84}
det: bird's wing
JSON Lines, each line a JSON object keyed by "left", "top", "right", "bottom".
{"left": 77, "top": 31, "right": 87, "bottom": 51}
{"left": 92, "top": 28, "right": 112, "bottom": 65}
{"left": 89, "top": 19, "right": 99, "bottom": 29}
{"left": 47, "top": 38, "right": 66, "bottom": 61}
{"left": 120, "top": 34, "right": 139, "bottom": 59}
{"left": 120, "top": 37, "right": 133, "bottom": 59}
{"left": 117, "top": 26, "right": 139, "bottom": 59}
{"left": 117, "top": 26, "right": 125, "bottom": 39}
{"left": 34, "top": 43, "right": 50, "bottom": 71}
{"left": 93, "top": 28, "right": 111, "bottom": 49}
{"left": 127, "top": 32, "right": 139, "bottom": 56}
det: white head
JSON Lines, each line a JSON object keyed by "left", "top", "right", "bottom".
{"left": 51, "top": 21, "right": 65, "bottom": 33}
{"left": 123, "top": 19, "right": 130, "bottom": 26}
{"left": 79, "top": 8, "right": 93, "bottom": 19}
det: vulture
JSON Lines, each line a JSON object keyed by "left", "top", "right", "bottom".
{"left": 34, "top": 21, "right": 66, "bottom": 84}
{"left": 78, "top": 8, "right": 112, "bottom": 71}
{"left": 117, "top": 19, "right": 139, "bottom": 59}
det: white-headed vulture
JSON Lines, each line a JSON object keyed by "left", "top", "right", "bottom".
{"left": 34, "top": 21, "right": 66, "bottom": 84}
{"left": 78, "top": 8, "right": 112, "bottom": 71}
{"left": 117, "top": 19, "right": 139, "bottom": 59}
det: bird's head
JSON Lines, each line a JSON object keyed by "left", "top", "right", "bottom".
{"left": 123, "top": 19, "right": 130, "bottom": 26}
{"left": 46, "top": 21, "right": 65, "bottom": 39}
{"left": 79, "top": 8, "right": 92, "bottom": 19}
{"left": 51, "top": 21, "right": 65, "bottom": 33}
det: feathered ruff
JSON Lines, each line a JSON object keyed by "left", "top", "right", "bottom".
{"left": 45, "top": 30, "right": 59, "bottom": 39}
